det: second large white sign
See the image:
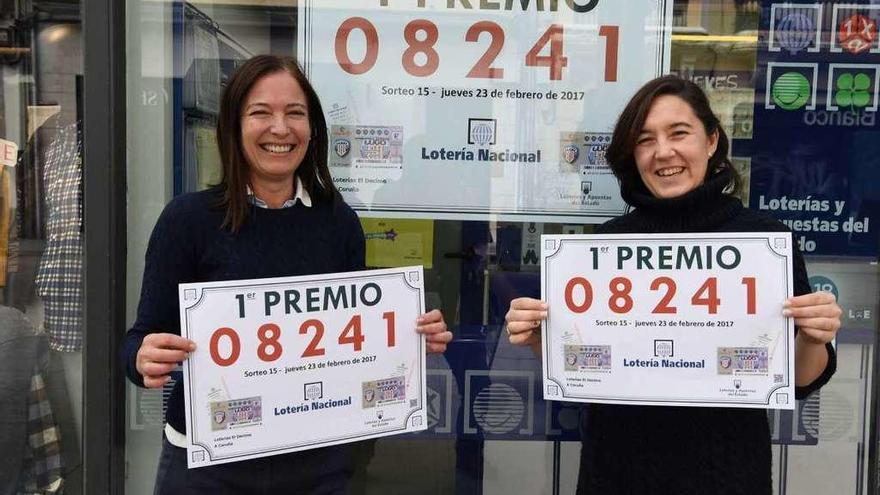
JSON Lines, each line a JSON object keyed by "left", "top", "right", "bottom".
{"left": 542, "top": 233, "right": 796, "bottom": 410}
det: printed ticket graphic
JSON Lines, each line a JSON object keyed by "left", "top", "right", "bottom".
{"left": 541, "top": 233, "right": 796, "bottom": 410}
{"left": 329, "top": 125, "right": 404, "bottom": 169}
{"left": 179, "top": 267, "right": 427, "bottom": 468}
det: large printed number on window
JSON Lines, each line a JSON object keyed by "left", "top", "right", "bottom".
{"left": 525, "top": 24, "right": 568, "bottom": 81}
{"left": 335, "top": 17, "right": 379, "bottom": 75}
{"left": 598, "top": 25, "right": 619, "bottom": 82}
{"left": 466, "top": 21, "right": 505, "bottom": 79}
{"left": 333, "top": 19, "right": 619, "bottom": 82}
{"left": 403, "top": 20, "right": 441, "bottom": 77}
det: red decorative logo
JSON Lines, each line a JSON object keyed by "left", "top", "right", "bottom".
{"left": 839, "top": 14, "right": 877, "bottom": 54}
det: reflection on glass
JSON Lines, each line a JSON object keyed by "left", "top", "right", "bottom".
{"left": 0, "top": 3, "right": 84, "bottom": 494}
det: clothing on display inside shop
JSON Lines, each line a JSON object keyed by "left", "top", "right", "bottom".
{"left": 34, "top": 121, "right": 83, "bottom": 352}
{"left": 0, "top": 306, "right": 63, "bottom": 495}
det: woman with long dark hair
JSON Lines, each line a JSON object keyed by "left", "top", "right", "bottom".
{"left": 123, "top": 55, "right": 452, "bottom": 493}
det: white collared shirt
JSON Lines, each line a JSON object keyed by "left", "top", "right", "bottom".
{"left": 246, "top": 176, "right": 312, "bottom": 209}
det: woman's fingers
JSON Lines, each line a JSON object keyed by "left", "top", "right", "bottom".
{"left": 783, "top": 293, "right": 842, "bottom": 347}
{"left": 142, "top": 347, "right": 190, "bottom": 364}
{"left": 509, "top": 329, "right": 539, "bottom": 347}
{"left": 783, "top": 302, "right": 842, "bottom": 319}
{"left": 784, "top": 292, "right": 842, "bottom": 347}
{"left": 418, "top": 310, "right": 452, "bottom": 354}
{"left": 417, "top": 309, "right": 443, "bottom": 324}
{"left": 794, "top": 316, "right": 841, "bottom": 333}
{"left": 506, "top": 309, "right": 548, "bottom": 324}
{"left": 143, "top": 375, "right": 171, "bottom": 389}
{"left": 509, "top": 297, "right": 547, "bottom": 311}
{"left": 139, "top": 361, "right": 179, "bottom": 378}
{"left": 785, "top": 291, "right": 836, "bottom": 308}
{"left": 143, "top": 332, "right": 197, "bottom": 352}
{"left": 425, "top": 326, "right": 453, "bottom": 354}
{"left": 505, "top": 298, "right": 547, "bottom": 348}
{"left": 507, "top": 319, "right": 542, "bottom": 335}
{"left": 416, "top": 321, "right": 447, "bottom": 335}
{"left": 798, "top": 326, "right": 837, "bottom": 345}
{"left": 137, "top": 332, "right": 196, "bottom": 381}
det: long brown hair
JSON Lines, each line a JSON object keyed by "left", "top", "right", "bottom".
{"left": 606, "top": 75, "right": 741, "bottom": 200}
{"left": 216, "top": 54, "right": 338, "bottom": 231}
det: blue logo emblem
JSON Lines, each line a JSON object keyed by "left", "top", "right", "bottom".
{"left": 333, "top": 139, "right": 351, "bottom": 158}
{"left": 776, "top": 12, "right": 816, "bottom": 54}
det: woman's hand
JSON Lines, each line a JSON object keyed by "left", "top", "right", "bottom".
{"left": 136, "top": 333, "right": 197, "bottom": 388}
{"left": 505, "top": 297, "right": 547, "bottom": 353}
{"left": 784, "top": 291, "right": 842, "bottom": 345}
{"left": 417, "top": 309, "right": 452, "bottom": 354}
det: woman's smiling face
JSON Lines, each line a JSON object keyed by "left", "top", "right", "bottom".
{"left": 633, "top": 95, "right": 719, "bottom": 199}
{"left": 240, "top": 70, "right": 311, "bottom": 188}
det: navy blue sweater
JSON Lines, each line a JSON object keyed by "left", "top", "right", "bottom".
{"left": 122, "top": 188, "right": 365, "bottom": 434}
{"left": 577, "top": 168, "right": 837, "bottom": 494}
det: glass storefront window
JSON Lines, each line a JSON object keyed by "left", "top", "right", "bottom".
{"left": 0, "top": 1, "right": 84, "bottom": 493}
{"left": 124, "top": 1, "right": 879, "bottom": 493}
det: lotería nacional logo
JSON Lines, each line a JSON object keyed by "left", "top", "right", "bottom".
{"left": 654, "top": 339, "right": 674, "bottom": 358}
{"left": 775, "top": 12, "right": 817, "bottom": 54}
{"left": 562, "top": 144, "right": 580, "bottom": 164}
{"left": 304, "top": 382, "right": 323, "bottom": 401}
{"left": 468, "top": 118, "right": 496, "bottom": 146}
{"left": 333, "top": 138, "right": 351, "bottom": 158}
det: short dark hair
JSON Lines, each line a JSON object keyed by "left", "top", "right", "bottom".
{"left": 216, "top": 54, "right": 338, "bottom": 231}
{"left": 606, "top": 75, "right": 740, "bottom": 200}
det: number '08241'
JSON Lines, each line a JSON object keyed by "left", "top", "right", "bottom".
{"left": 334, "top": 17, "right": 619, "bottom": 82}
{"left": 208, "top": 312, "right": 397, "bottom": 367}
{"left": 563, "top": 277, "right": 758, "bottom": 315}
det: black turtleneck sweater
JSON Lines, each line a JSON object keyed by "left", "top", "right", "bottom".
{"left": 577, "top": 168, "right": 837, "bottom": 495}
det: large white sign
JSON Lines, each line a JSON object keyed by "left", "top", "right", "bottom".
{"left": 179, "top": 267, "right": 427, "bottom": 468}
{"left": 298, "top": 0, "right": 672, "bottom": 221}
{"left": 541, "top": 233, "right": 796, "bottom": 409}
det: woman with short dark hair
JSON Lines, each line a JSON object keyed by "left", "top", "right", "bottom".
{"left": 505, "top": 75, "right": 839, "bottom": 493}
{"left": 122, "top": 54, "right": 452, "bottom": 493}
{"left": 606, "top": 75, "right": 741, "bottom": 203}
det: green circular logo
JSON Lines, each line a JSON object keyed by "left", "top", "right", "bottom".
{"left": 772, "top": 72, "right": 811, "bottom": 110}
